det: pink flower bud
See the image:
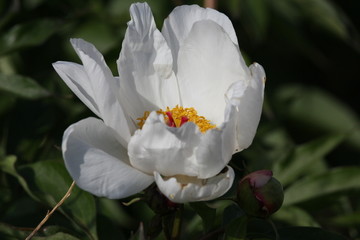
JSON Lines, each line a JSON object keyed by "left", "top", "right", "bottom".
{"left": 237, "top": 170, "right": 284, "bottom": 218}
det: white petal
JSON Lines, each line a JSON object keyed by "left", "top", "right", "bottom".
{"left": 226, "top": 63, "right": 265, "bottom": 151}
{"left": 194, "top": 111, "right": 238, "bottom": 178}
{"left": 63, "top": 117, "right": 154, "bottom": 199}
{"left": 162, "top": 5, "right": 239, "bottom": 72}
{"left": 53, "top": 61, "right": 100, "bottom": 116}
{"left": 128, "top": 112, "right": 201, "bottom": 177}
{"left": 70, "top": 38, "right": 133, "bottom": 145}
{"left": 154, "top": 166, "right": 235, "bottom": 203}
{"left": 176, "top": 20, "right": 249, "bottom": 125}
{"left": 117, "top": 2, "right": 180, "bottom": 123}
{"left": 249, "top": 62, "right": 266, "bottom": 94}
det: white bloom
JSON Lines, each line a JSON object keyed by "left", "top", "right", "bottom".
{"left": 53, "top": 3, "right": 265, "bottom": 203}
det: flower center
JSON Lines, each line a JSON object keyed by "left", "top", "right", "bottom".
{"left": 137, "top": 105, "right": 216, "bottom": 133}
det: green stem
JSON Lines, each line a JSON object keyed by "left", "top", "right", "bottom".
{"left": 267, "top": 218, "right": 279, "bottom": 240}
{"left": 170, "top": 205, "right": 183, "bottom": 240}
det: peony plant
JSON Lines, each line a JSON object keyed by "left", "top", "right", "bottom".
{"left": 53, "top": 2, "right": 265, "bottom": 203}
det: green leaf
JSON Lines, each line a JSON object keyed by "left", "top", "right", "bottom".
{"left": 97, "top": 198, "right": 136, "bottom": 229}
{"left": 284, "top": 166, "right": 360, "bottom": 206}
{"left": 0, "top": 19, "right": 57, "bottom": 55}
{"left": 0, "top": 155, "right": 40, "bottom": 201}
{"left": 222, "top": 203, "right": 245, "bottom": 226}
{"left": 278, "top": 226, "right": 347, "bottom": 240}
{"left": 293, "top": 0, "right": 348, "bottom": 40}
{"left": 0, "top": 73, "right": 50, "bottom": 99}
{"left": 274, "top": 134, "right": 344, "bottom": 185}
{"left": 0, "top": 222, "right": 29, "bottom": 240}
{"left": 224, "top": 215, "right": 248, "bottom": 240}
{"left": 268, "top": 1, "right": 302, "bottom": 24}
{"left": 35, "top": 232, "right": 80, "bottom": 240}
{"left": 273, "top": 206, "right": 320, "bottom": 227}
{"left": 0, "top": 222, "right": 80, "bottom": 240}
{"left": 331, "top": 211, "right": 360, "bottom": 227}
{"left": 42, "top": 225, "right": 76, "bottom": 237}
{"left": 18, "top": 160, "right": 98, "bottom": 240}
{"left": 97, "top": 198, "right": 135, "bottom": 240}
{"left": 190, "top": 202, "right": 217, "bottom": 232}
{"left": 274, "top": 85, "right": 360, "bottom": 149}
{"left": 23, "top": 0, "right": 48, "bottom": 10}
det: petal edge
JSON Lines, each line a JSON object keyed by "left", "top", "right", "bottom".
{"left": 63, "top": 117, "right": 153, "bottom": 199}
{"left": 154, "top": 166, "right": 235, "bottom": 203}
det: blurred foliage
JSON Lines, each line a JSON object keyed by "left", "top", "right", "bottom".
{"left": 0, "top": 0, "right": 359, "bottom": 239}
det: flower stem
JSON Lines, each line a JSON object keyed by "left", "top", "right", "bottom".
{"left": 267, "top": 218, "right": 279, "bottom": 240}
{"left": 170, "top": 205, "right": 183, "bottom": 240}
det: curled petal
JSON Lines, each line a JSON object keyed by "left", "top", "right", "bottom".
{"left": 129, "top": 111, "right": 237, "bottom": 179}
{"left": 226, "top": 63, "right": 265, "bottom": 151}
{"left": 52, "top": 61, "right": 100, "bottom": 116}
{"left": 154, "top": 166, "right": 235, "bottom": 203}
{"left": 63, "top": 117, "right": 153, "bottom": 199}
{"left": 128, "top": 111, "right": 202, "bottom": 177}
{"left": 194, "top": 110, "right": 238, "bottom": 178}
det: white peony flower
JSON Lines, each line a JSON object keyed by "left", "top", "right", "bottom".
{"left": 53, "top": 2, "right": 265, "bottom": 203}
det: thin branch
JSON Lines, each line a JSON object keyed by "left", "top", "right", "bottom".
{"left": 203, "top": 0, "right": 218, "bottom": 9}
{"left": 25, "top": 181, "right": 76, "bottom": 240}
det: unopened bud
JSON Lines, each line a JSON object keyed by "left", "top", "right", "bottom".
{"left": 237, "top": 170, "right": 284, "bottom": 218}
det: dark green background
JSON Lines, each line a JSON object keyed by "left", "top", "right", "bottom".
{"left": 0, "top": 0, "right": 359, "bottom": 239}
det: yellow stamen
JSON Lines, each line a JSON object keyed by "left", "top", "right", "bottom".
{"left": 136, "top": 111, "right": 150, "bottom": 129}
{"left": 136, "top": 105, "right": 216, "bottom": 133}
